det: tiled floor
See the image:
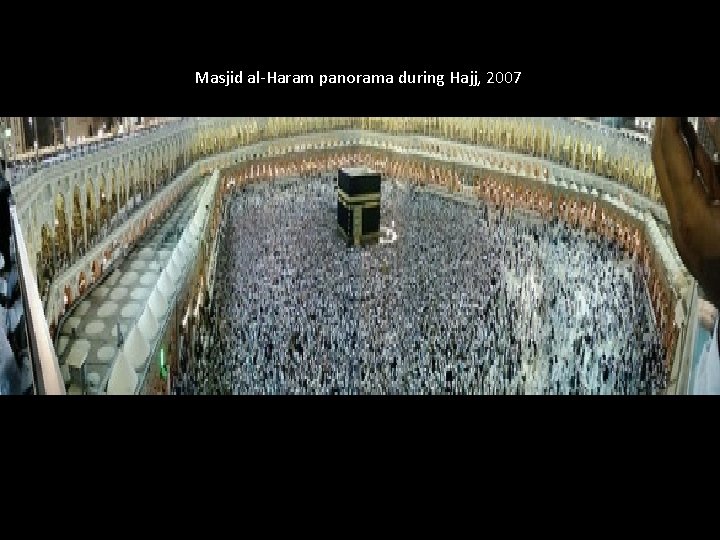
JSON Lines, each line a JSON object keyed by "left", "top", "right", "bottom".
{"left": 57, "top": 180, "right": 203, "bottom": 394}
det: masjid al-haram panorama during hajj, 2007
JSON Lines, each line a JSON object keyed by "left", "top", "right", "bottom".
{"left": 0, "top": 116, "right": 714, "bottom": 396}
{"left": 193, "top": 70, "right": 496, "bottom": 87}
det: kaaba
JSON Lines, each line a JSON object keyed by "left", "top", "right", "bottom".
{"left": 337, "top": 167, "right": 381, "bottom": 246}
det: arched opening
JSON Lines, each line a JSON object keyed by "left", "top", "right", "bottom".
{"left": 92, "top": 260, "right": 101, "bottom": 282}
{"left": 72, "top": 186, "right": 84, "bottom": 256}
{"left": 38, "top": 224, "right": 54, "bottom": 298}
{"left": 63, "top": 285, "right": 73, "bottom": 309}
{"left": 103, "top": 248, "right": 113, "bottom": 271}
{"left": 128, "top": 173, "right": 136, "bottom": 207}
{"left": 133, "top": 172, "right": 143, "bottom": 205}
{"left": 55, "top": 192, "right": 69, "bottom": 269}
{"left": 146, "top": 161, "right": 154, "bottom": 195}
{"left": 78, "top": 271, "right": 87, "bottom": 297}
{"left": 119, "top": 173, "right": 127, "bottom": 210}
{"left": 160, "top": 159, "right": 168, "bottom": 185}
{"left": 110, "top": 174, "right": 118, "bottom": 218}
{"left": 98, "top": 175, "right": 110, "bottom": 231}
{"left": 85, "top": 181, "right": 96, "bottom": 247}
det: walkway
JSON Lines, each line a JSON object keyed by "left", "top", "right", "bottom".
{"left": 56, "top": 178, "right": 203, "bottom": 394}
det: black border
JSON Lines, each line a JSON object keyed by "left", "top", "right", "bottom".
{"left": 8, "top": 395, "right": 702, "bottom": 492}
{"left": 5, "top": 26, "right": 718, "bottom": 116}
{"left": 5, "top": 395, "right": 704, "bottom": 490}
{"left": 8, "top": 396, "right": 707, "bottom": 441}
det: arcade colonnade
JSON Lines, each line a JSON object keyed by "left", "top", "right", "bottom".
{"left": 11, "top": 118, "right": 265, "bottom": 331}
{"left": 263, "top": 118, "right": 659, "bottom": 203}
{"left": 12, "top": 117, "right": 664, "bottom": 315}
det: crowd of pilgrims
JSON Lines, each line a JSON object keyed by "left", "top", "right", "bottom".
{"left": 172, "top": 172, "right": 668, "bottom": 395}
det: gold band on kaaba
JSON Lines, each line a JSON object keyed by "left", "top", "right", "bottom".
{"left": 337, "top": 198, "right": 381, "bottom": 210}
{"left": 337, "top": 191, "right": 382, "bottom": 205}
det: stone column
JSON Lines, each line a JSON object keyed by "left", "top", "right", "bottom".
{"left": 80, "top": 183, "right": 88, "bottom": 252}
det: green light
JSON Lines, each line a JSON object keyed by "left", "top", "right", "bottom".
{"left": 159, "top": 347, "right": 168, "bottom": 379}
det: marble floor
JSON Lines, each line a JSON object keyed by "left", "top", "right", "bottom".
{"left": 57, "top": 180, "right": 203, "bottom": 394}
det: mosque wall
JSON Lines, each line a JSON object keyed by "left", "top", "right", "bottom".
{"left": 65, "top": 117, "right": 102, "bottom": 141}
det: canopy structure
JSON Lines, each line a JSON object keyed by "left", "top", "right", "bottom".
{"left": 149, "top": 286, "right": 168, "bottom": 318}
{"left": 104, "top": 169, "right": 222, "bottom": 393}
{"left": 137, "top": 305, "right": 159, "bottom": 344}
{"left": 182, "top": 229, "right": 198, "bottom": 251}
{"left": 123, "top": 325, "right": 150, "bottom": 370}
{"left": 166, "top": 257, "right": 181, "bottom": 283}
{"left": 158, "top": 269, "right": 175, "bottom": 300}
{"left": 106, "top": 350, "right": 138, "bottom": 395}
{"left": 188, "top": 221, "right": 200, "bottom": 239}
{"left": 171, "top": 248, "right": 186, "bottom": 275}
{"left": 176, "top": 237, "right": 191, "bottom": 262}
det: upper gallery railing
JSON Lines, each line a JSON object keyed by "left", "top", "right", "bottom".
{"left": 10, "top": 206, "right": 65, "bottom": 394}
